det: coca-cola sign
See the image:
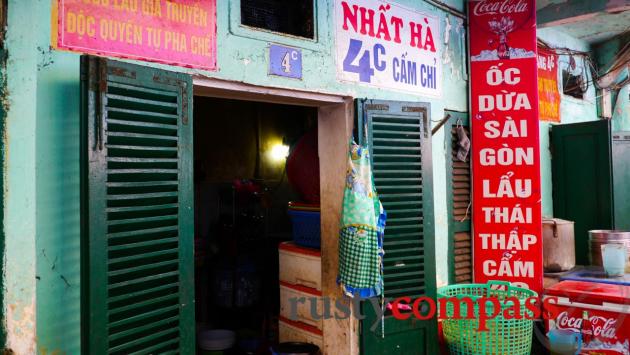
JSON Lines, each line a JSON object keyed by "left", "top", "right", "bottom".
{"left": 473, "top": 0, "right": 529, "bottom": 16}
{"left": 556, "top": 311, "right": 618, "bottom": 339}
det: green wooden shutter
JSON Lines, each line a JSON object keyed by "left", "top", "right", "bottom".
{"left": 358, "top": 100, "right": 437, "bottom": 355}
{"left": 81, "top": 57, "right": 194, "bottom": 354}
{"left": 444, "top": 112, "right": 472, "bottom": 284}
{"left": 551, "top": 120, "right": 613, "bottom": 265}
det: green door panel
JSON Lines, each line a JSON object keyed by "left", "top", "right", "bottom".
{"left": 613, "top": 132, "right": 630, "bottom": 231}
{"left": 81, "top": 56, "right": 194, "bottom": 354}
{"left": 444, "top": 111, "right": 472, "bottom": 284}
{"left": 356, "top": 99, "right": 437, "bottom": 355}
{"left": 551, "top": 120, "right": 613, "bottom": 265}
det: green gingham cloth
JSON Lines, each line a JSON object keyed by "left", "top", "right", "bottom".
{"left": 337, "top": 142, "right": 386, "bottom": 298}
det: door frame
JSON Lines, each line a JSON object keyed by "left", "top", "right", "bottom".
{"left": 193, "top": 76, "right": 359, "bottom": 355}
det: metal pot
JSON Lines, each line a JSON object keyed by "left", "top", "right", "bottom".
{"left": 543, "top": 218, "right": 575, "bottom": 272}
{"left": 589, "top": 230, "right": 630, "bottom": 271}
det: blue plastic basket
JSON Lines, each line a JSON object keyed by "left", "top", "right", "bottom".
{"left": 288, "top": 209, "right": 321, "bottom": 249}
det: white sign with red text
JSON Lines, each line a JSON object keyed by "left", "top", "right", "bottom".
{"left": 334, "top": 0, "right": 442, "bottom": 96}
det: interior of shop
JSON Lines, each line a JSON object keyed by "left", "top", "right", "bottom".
{"left": 193, "top": 97, "right": 320, "bottom": 353}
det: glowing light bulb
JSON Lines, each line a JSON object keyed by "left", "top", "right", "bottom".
{"left": 270, "top": 144, "right": 290, "bottom": 161}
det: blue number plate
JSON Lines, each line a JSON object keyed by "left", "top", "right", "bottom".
{"left": 269, "top": 44, "right": 302, "bottom": 79}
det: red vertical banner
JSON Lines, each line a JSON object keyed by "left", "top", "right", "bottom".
{"left": 468, "top": 0, "right": 542, "bottom": 294}
{"left": 537, "top": 47, "right": 561, "bottom": 122}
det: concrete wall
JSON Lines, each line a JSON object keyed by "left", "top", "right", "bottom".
{"left": 3, "top": 0, "right": 467, "bottom": 352}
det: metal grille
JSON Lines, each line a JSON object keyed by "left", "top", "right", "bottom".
{"left": 371, "top": 114, "right": 425, "bottom": 299}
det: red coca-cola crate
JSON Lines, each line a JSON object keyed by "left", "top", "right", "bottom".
{"left": 544, "top": 280, "right": 630, "bottom": 354}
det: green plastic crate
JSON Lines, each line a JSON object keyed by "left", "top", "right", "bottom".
{"left": 437, "top": 281, "right": 537, "bottom": 355}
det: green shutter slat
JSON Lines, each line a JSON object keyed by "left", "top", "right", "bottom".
{"left": 372, "top": 129, "right": 421, "bottom": 136}
{"left": 107, "top": 157, "right": 178, "bottom": 164}
{"left": 374, "top": 162, "right": 422, "bottom": 168}
{"left": 109, "top": 326, "right": 179, "bottom": 353}
{"left": 107, "top": 107, "right": 179, "bottom": 123}
{"left": 128, "top": 337, "right": 180, "bottom": 355}
{"left": 108, "top": 237, "right": 179, "bottom": 253}
{"left": 108, "top": 304, "right": 180, "bottom": 328}
{"left": 387, "top": 208, "right": 423, "bottom": 215}
{"left": 109, "top": 293, "right": 179, "bottom": 318}
{"left": 373, "top": 137, "right": 421, "bottom": 144}
{"left": 108, "top": 282, "right": 179, "bottom": 304}
{"left": 384, "top": 239, "right": 422, "bottom": 247}
{"left": 108, "top": 214, "right": 178, "bottom": 227}
{"left": 107, "top": 191, "right": 178, "bottom": 200}
{"left": 374, "top": 170, "right": 421, "bottom": 175}
{"left": 107, "top": 203, "right": 179, "bottom": 213}
{"left": 384, "top": 255, "right": 422, "bottom": 264}
{"left": 373, "top": 121, "right": 419, "bottom": 128}
{"left": 107, "top": 181, "right": 178, "bottom": 188}
{"left": 107, "top": 144, "right": 178, "bottom": 153}
{"left": 107, "top": 93, "right": 179, "bottom": 108}
{"left": 379, "top": 200, "right": 421, "bottom": 207}
{"left": 108, "top": 259, "right": 179, "bottom": 278}
{"left": 385, "top": 278, "right": 424, "bottom": 288}
{"left": 384, "top": 270, "right": 424, "bottom": 280}
{"left": 377, "top": 184, "right": 422, "bottom": 190}
{"left": 373, "top": 153, "right": 422, "bottom": 159}
{"left": 107, "top": 225, "right": 178, "bottom": 239}
{"left": 107, "top": 81, "right": 179, "bottom": 98}
{"left": 374, "top": 178, "right": 421, "bottom": 184}
{"left": 108, "top": 271, "right": 180, "bottom": 292}
{"left": 379, "top": 193, "right": 422, "bottom": 199}
{"left": 373, "top": 146, "right": 421, "bottom": 152}
{"left": 107, "top": 131, "right": 178, "bottom": 142}
{"left": 385, "top": 225, "right": 423, "bottom": 232}
{"left": 386, "top": 235, "right": 424, "bottom": 242}
{"left": 387, "top": 216, "right": 423, "bottom": 223}
{"left": 109, "top": 248, "right": 179, "bottom": 267}
{"left": 387, "top": 247, "right": 424, "bottom": 255}
{"left": 107, "top": 118, "right": 178, "bottom": 131}
{"left": 109, "top": 315, "right": 179, "bottom": 343}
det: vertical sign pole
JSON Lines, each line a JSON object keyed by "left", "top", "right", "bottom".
{"left": 468, "top": 0, "right": 542, "bottom": 294}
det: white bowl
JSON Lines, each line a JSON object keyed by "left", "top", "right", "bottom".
{"left": 198, "top": 329, "right": 236, "bottom": 351}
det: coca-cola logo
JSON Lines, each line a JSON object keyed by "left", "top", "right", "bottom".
{"left": 473, "top": 0, "right": 529, "bottom": 16}
{"left": 556, "top": 311, "right": 618, "bottom": 339}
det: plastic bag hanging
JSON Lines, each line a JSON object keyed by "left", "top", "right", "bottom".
{"left": 456, "top": 120, "right": 470, "bottom": 162}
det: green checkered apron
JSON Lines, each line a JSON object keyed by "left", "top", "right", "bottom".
{"left": 338, "top": 142, "right": 385, "bottom": 298}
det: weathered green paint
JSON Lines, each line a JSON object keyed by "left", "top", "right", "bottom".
{"left": 357, "top": 99, "right": 437, "bottom": 355}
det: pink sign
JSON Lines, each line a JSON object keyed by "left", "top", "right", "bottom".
{"left": 55, "top": 0, "right": 216, "bottom": 70}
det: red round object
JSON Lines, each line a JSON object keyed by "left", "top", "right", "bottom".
{"left": 286, "top": 130, "right": 320, "bottom": 204}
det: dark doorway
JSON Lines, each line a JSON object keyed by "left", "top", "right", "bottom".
{"left": 193, "top": 97, "right": 318, "bottom": 353}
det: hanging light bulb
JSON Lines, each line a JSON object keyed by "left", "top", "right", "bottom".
{"left": 270, "top": 143, "right": 290, "bottom": 162}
